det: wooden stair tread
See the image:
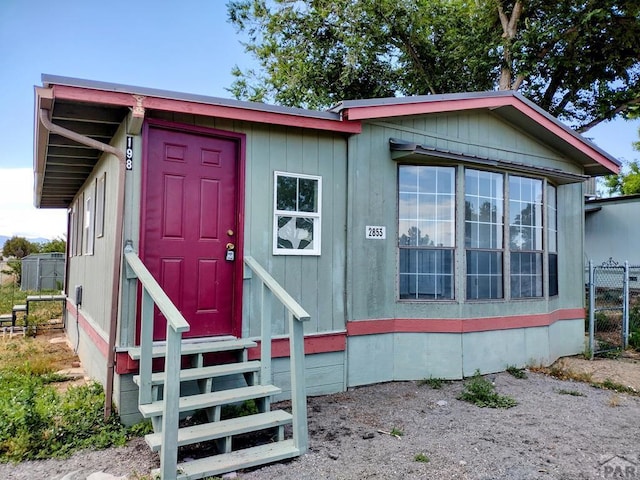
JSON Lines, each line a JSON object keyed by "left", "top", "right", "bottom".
{"left": 153, "top": 439, "right": 300, "bottom": 480}
{"left": 138, "top": 385, "right": 281, "bottom": 418}
{"left": 127, "top": 338, "right": 257, "bottom": 360}
{"left": 133, "top": 361, "right": 261, "bottom": 386}
{"left": 145, "top": 410, "right": 292, "bottom": 451}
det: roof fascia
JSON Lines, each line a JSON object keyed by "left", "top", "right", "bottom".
{"left": 341, "top": 94, "right": 619, "bottom": 175}
{"left": 49, "top": 84, "right": 362, "bottom": 134}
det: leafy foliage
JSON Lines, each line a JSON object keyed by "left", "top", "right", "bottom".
{"left": 2, "top": 236, "right": 39, "bottom": 259}
{"left": 0, "top": 336, "right": 145, "bottom": 462}
{"left": 418, "top": 376, "right": 448, "bottom": 389}
{"left": 227, "top": 0, "right": 640, "bottom": 131}
{"left": 603, "top": 161, "right": 640, "bottom": 196}
{"left": 0, "top": 372, "right": 129, "bottom": 462}
{"left": 457, "top": 370, "right": 518, "bottom": 408}
{"left": 506, "top": 365, "right": 527, "bottom": 379}
{"left": 39, "top": 238, "right": 66, "bottom": 254}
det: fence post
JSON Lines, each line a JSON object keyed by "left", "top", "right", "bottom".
{"left": 588, "top": 260, "right": 595, "bottom": 360}
{"left": 624, "top": 261, "right": 630, "bottom": 349}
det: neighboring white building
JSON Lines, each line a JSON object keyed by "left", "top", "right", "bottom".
{"left": 585, "top": 194, "right": 640, "bottom": 266}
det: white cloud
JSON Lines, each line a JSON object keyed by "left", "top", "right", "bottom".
{"left": 0, "top": 168, "right": 67, "bottom": 239}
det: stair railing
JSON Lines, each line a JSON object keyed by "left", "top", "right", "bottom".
{"left": 244, "top": 255, "right": 310, "bottom": 454}
{"left": 124, "top": 245, "right": 189, "bottom": 479}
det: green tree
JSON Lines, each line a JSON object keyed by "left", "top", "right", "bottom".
{"left": 1, "top": 236, "right": 40, "bottom": 284}
{"left": 2, "top": 236, "right": 39, "bottom": 259}
{"left": 227, "top": 0, "right": 640, "bottom": 131}
{"left": 39, "top": 237, "right": 66, "bottom": 254}
{"left": 604, "top": 161, "right": 640, "bottom": 196}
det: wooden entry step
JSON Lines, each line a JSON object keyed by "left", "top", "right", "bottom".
{"left": 152, "top": 439, "right": 301, "bottom": 480}
{"left": 138, "top": 384, "right": 281, "bottom": 418}
{"left": 132, "top": 360, "right": 261, "bottom": 387}
{"left": 145, "top": 409, "right": 292, "bottom": 451}
{"left": 127, "top": 338, "right": 256, "bottom": 360}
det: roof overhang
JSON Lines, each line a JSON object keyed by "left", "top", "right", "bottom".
{"left": 332, "top": 91, "right": 620, "bottom": 178}
{"left": 34, "top": 76, "right": 620, "bottom": 209}
{"left": 34, "top": 75, "right": 362, "bottom": 208}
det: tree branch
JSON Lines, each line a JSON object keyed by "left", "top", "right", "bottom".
{"left": 577, "top": 97, "right": 640, "bottom": 133}
{"left": 512, "top": 73, "right": 526, "bottom": 90}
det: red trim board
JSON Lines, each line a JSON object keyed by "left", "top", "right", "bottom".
{"left": 51, "top": 85, "right": 362, "bottom": 134}
{"left": 111, "top": 309, "right": 582, "bottom": 374}
{"left": 66, "top": 300, "right": 109, "bottom": 358}
{"left": 346, "top": 308, "right": 585, "bottom": 336}
{"left": 247, "top": 332, "right": 347, "bottom": 361}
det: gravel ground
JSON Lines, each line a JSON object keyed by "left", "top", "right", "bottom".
{"left": 3, "top": 368, "right": 640, "bottom": 480}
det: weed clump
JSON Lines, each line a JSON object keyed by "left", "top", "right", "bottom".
{"left": 418, "top": 377, "right": 448, "bottom": 389}
{"left": 457, "top": 370, "right": 517, "bottom": 409}
{"left": 506, "top": 365, "right": 527, "bottom": 379}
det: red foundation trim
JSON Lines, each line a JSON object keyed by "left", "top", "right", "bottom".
{"left": 247, "top": 332, "right": 346, "bottom": 360}
{"left": 112, "top": 309, "right": 584, "bottom": 374}
{"left": 347, "top": 308, "right": 585, "bottom": 336}
{"left": 66, "top": 300, "right": 109, "bottom": 358}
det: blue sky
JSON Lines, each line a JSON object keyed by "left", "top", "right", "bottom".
{"left": 0, "top": 0, "right": 638, "bottom": 239}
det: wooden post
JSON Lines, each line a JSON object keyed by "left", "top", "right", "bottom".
{"left": 260, "top": 283, "right": 272, "bottom": 387}
{"left": 138, "top": 289, "right": 154, "bottom": 405}
{"left": 160, "top": 325, "right": 182, "bottom": 480}
{"left": 288, "top": 312, "right": 308, "bottom": 453}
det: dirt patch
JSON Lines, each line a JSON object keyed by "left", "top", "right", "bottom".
{"left": 4, "top": 339, "right": 640, "bottom": 479}
{"left": 555, "top": 351, "right": 640, "bottom": 391}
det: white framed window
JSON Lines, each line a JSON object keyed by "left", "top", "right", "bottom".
{"left": 273, "top": 171, "right": 322, "bottom": 255}
{"left": 96, "top": 173, "right": 106, "bottom": 238}
{"left": 69, "top": 204, "right": 77, "bottom": 258}
{"left": 399, "top": 165, "right": 455, "bottom": 300}
{"left": 74, "top": 195, "right": 84, "bottom": 257}
{"left": 84, "top": 186, "right": 95, "bottom": 255}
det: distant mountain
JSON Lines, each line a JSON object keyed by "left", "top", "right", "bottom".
{"left": 0, "top": 235, "right": 52, "bottom": 248}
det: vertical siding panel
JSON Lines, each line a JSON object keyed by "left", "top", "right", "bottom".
{"left": 301, "top": 131, "right": 320, "bottom": 333}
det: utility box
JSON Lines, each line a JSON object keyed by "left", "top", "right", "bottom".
{"left": 20, "top": 253, "right": 65, "bottom": 291}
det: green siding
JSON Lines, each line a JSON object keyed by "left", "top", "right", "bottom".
{"left": 347, "top": 112, "right": 587, "bottom": 323}
{"left": 149, "top": 114, "right": 349, "bottom": 336}
{"left": 347, "top": 320, "right": 582, "bottom": 385}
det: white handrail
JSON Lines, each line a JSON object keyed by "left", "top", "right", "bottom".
{"left": 244, "top": 255, "right": 309, "bottom": 454}
{"left": 244, "top": 256, "right": 310, "bottom": 322}
{"left": 124, "top": 246, "right": 188, "bottom": 479}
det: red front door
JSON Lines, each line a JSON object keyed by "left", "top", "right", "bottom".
{"left": 142, "top": 124, "right": 241, "bottom": 339}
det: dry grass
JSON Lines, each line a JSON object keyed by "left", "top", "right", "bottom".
{"left": 0, "top": 332, "right": 78, "bottom": 374}
{"left": 530, "top": 363, "right": 594, "bottom": 383}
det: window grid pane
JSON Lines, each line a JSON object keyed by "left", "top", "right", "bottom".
{"left": 399, "top": 166, "right": 455, "bottom": 248}
{"left": 274, "top": 172, "right": 321, "bottom": 255}
{"left": 510, "top": 252, "right": 543, "bottom": 298}
{"left": 465, "top": 170, "right": 503, "bottom": 249}
{"left": 508, "top": 176, "right": 543, "bottom": 251}
{"left": 399, "top": 248, "right": 454, "bottom": 299}
{"left": 548, "top": 185, "right": 557, "bottom": 253}
{"left": 466, "top": 251, "right": 503, "bottom": 299}
{"left": 398, "top": 166, "right": 455, "bottom": 300}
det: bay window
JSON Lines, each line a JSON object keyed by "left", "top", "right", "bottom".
{"left": 398, "top": 164, "right": 559, "bottom": 301}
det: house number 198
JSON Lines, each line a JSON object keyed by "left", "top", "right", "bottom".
{"left": 125, "top": 136, "right": 133, "bottom": 170}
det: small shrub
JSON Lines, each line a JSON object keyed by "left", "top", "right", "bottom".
{"left": 597, "top": 379, "right": 637, "bottom": 395}
{"left": 506, "top": 365, "right": 527, "bottom": 379}
{"left": 221, "top": 399, "right": 259, "bottom": 420}
{"left": 414, "top": 453, "right": 430, "bottom": 463}
{"left": 418, "top": 377, "right": 448, "bottom": 389}
{"left": 390, "top": 427, "right": 404, "bottom": 437}
{"left": 457, "top": 370, "right": 517, "bottom": 409}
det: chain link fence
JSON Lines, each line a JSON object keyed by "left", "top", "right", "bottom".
{"left": 586, "top": 259, "right": 640, "bottom": 357}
